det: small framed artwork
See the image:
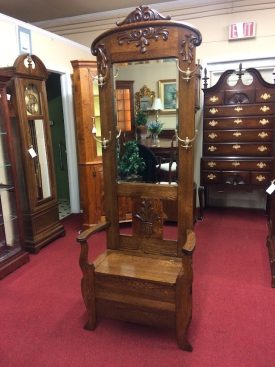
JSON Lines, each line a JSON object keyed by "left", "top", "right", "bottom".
{"left": 158, "top": 79, "right": 177, "bottom": 114}
{"left": 18, "top": 26, "right": 32, "bottom": 54}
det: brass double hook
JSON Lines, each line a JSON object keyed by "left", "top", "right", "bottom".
{"left": 176, "top": 60, "right": 201, "bottom": 82}
{"left": 91, "top": 117, "right": 121, "bottom": 149}
{"left": 175, "top": 129, "right": 198, "bottom": 149}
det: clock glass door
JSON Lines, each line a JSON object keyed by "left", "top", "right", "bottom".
{"left": 25, "top": 83, "right": 51, "bottom": 201}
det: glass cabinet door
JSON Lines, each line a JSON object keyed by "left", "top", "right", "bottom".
{"left": 0, "top": 74, "right": 29, "bottom": 278}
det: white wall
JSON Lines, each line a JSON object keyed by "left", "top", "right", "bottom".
{"left": 0, "top": 13, "right": 94, "bottom": 213}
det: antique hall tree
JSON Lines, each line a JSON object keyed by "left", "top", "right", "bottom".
{"left": 77, "top": 6, "right": 201, "bottom": 350}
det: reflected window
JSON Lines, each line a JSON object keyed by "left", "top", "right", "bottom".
{"left": 116, "top": 81, "right": 134, "bottom": 133}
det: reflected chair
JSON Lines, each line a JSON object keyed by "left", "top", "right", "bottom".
{"left": 137, "top": 143, "right": 159, "bottom": 183}
{"left": 156, "top": 135, "right": 178, "bottom": 184}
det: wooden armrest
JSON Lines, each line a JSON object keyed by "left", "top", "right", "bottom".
{"left": 182, "top": 230, "right": 196, "bottom": 255}
{"left": 77, "top": 221, "right": 110, "bottom": 243}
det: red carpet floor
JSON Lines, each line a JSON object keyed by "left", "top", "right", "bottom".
{"left": 1, "top": 208, "right": 274, "bottom": 367}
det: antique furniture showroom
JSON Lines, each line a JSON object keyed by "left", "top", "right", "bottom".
{"left": 1, "top": 2, "right": 275, "bottom": 364}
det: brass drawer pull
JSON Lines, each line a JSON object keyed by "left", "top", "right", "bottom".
{"left": 207, "top": 161, "right": 216, "bottom": 167}
{"left": 232, "top": 161, "right": 240, "bottom": 167}
{"left": 256, "top": 175, "right": 266, "bottom": 182}
{"left": 209, "top": 120, "right": 218, "bottom": 127}
{"left": 257, "top": 162, "right": 267, "bottom": 169}
{"left": 260, "top": 105, "right": 270, "bottom": 112}
{"left": 208, "top": 132, "right": 218, "bottom": 139}
{"left": 232, "top": 144, "right": 241, "bottom": 150}
{"left": 209, "top": 108, "right": 218, "bottom": 114}
{"left": 258, "top": 145, "right": 268, "bottom": 152}
{"left": 259, "top": 118, "right": 269, "bottom": 125}
{"left": 234, "top": 119, "right": 242, "bottom": 124}
{"left": 207, "top": 173, "right": 216, "bottom": 180}
{"left": 210, "top": 96, "right": 219, "bottom": 102}
{"left": 234, "top": 106, "right": 243, "bottom": 112}
{"left": 208, "top": 145, "right": 217, "bottom": 152}
{"left": 258, "top": 131, "right": 268, "bottom": 138}
{"left": 260, "top": 93, "right": 271, "bottom": 100}
{"left": 233, "top": 132, "right": 242, "bottom": 137}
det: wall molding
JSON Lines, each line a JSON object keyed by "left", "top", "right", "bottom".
{"left": 33, "top": 0, "right": 275, "bottom": 40}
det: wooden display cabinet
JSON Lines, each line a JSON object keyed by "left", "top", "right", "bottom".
{"left": 71, "top": 60, "right": 105, "bottom": 228}
{"left": 0, "top": 70, "right": 29, "bottom": 278}
{"left": 3, "top": 54, "right": 64, "bottom": 253}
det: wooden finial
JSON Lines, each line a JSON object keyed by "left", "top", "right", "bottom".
{"left": 202, "top": 67, "right": 209, "bottom": 89}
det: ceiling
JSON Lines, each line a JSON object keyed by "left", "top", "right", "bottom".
{"left": 0, "top": 0, "right": 174, "bottom": 23}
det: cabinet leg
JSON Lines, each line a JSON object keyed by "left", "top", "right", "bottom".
{"left": 198, "top": 186, "right": 205, "bottom": 220}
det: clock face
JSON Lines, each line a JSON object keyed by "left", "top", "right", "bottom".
{"left": 25, "top": 84, "right": 40, "bottom": 115}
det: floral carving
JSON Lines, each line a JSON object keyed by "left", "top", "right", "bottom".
{"left": 180, "top": 34, "right": 201, "bottom": 63}
{"left": 116, "top": 5, "right": 170, "bottom": 26}
{"left": 134, "top": 200, "right": 160, "bottom": 236}
{"left": 117, "top": 27, "right": 169, "bottom": 54}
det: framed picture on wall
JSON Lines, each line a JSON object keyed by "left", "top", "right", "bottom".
{"left": 18, "top": 26, "right": 32, "bottom": 54}
{"left": 158, "top": 79, "right": 177, "bottom": 113}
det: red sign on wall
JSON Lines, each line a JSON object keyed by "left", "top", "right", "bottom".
{"left": 229, "top": 22, "right": 256, "bottom": 40}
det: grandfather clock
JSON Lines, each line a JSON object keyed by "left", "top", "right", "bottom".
{"left": 5, "top": 54, "right": 64, "bottom": 253}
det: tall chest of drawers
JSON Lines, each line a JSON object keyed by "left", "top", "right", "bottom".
{"left": 199, "top": 66, "right": 275, "bottom": 287}
{"left": 199, "top": 66, "right": 275, "bottom": 215}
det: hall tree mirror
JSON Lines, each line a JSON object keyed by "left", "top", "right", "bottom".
{"left": 113, "top": 58, "right": 180, "bottom": 236}
{"left": 114, "top": 58, "right": 179, "bottom": 133}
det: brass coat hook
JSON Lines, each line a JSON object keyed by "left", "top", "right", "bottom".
{"left": 175, "top": 128, "right": 198, "bottom": 149}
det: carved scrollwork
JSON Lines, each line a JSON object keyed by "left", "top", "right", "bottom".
{"left": 227, "top": 92, "right": 249, "bottom": 104}
{"left": 180, "top": 34, "right": 201, "bottom": 63}
{"left": 91, "top": 44, "right": 109, "bottom": 86}
{"left": 116, "top": 5, "right": 171, "bottom": 26}
{"left": 117, "top": 27, "right": 169, "bottom": 54}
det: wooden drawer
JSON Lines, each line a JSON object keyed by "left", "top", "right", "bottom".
{"left": 203, "top": 142, "right": 273, "bottom": 156}
{"left": 201, "top": 170, "right": 250, "bottom": 185}
{"left": 201, "top": 171, "right": 222, "bottom": 184}
{"left": 204, "top": 116, "right": 274, "bottom": 130}
{"left": 255, "top": 89, "right": 275, "bottom": 103}
{"left": 203, "top": 129, "right": 272, "bottom": 142}
{"left": 224, "top": 89, "right": 255, "bottom": 104}
{"left": 202, "top": 169, "right": 271, "bottom": 187}
{"left": 222, "top": 171, "right": 250, "bottom": 185}
{"left": 251, "top": 171, "right": 272, "bottom": 185}
{"left": 204, "top": 103, "right": 275, "bottom": 117}
{"left": 201, "top": 158, "right": 273, "bottom": 171}
{"left": 204, "top": 92, "right": 224, "bottom": 105}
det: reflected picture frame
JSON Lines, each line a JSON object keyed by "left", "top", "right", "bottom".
{"left": 158, "top": 79, "right": 177, "bottom": 114}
